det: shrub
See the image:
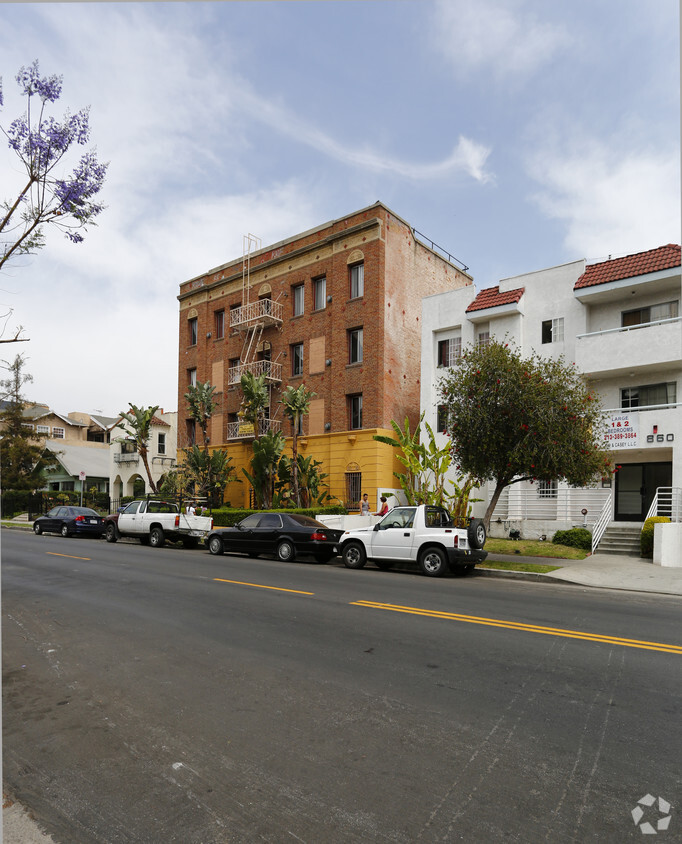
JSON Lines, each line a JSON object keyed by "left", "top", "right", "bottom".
{"left": 640, "top": 516, "right": 670, "bottom": 559}
{"left": 552, "top": 527, "right": 592, "bottom": 551}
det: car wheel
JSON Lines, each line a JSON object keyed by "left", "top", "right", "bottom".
{"left": 342, "top": 542, "right": 367, "bottom": 569}
{"left": 467, "top": 519, "right": 486, "bottom": 549}
{"left": 33, "top": 522, "right": 42, "bottom": 535}
{"left": 105, "top": 523, "right": 118, "bottom": 543}
{"left": 61, "top": 524, "right": 71, "bottom": 538}
{"left": 374, "top": 559, "right": 394, "bottom": 570}
{"left": 276, "top": 540, "right": 295, "bottom": 562}
{"left": 419, "top": 546, "right": 448, "bottom": 577}
{"left": 149, "top": 527, "right": 165, "bottom": 548}
{"left": 208, "top": 535, "right": 224, "bottom": 556}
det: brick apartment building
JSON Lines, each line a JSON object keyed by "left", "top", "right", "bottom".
{"left": 177, "top": 201, "right": 473, "bottom": 509}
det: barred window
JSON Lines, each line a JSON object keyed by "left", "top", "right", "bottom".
{"left": 345, "top": 471, "right": 362, "bottom": 509}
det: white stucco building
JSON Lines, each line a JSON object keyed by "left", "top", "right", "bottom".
{"left": 421, "top": 244, "right": 681, "bottom": 546}
{"left": 109, "top": 410, "right": 178, "bottom": 500}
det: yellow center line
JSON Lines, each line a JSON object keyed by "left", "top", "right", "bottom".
{"left": 46, "top": 552, "right": 91, "bottom": 561}
{"left": 351, "top": 601, "right": 682, "bottom": 655}
{"left": 214, "top": 578, "right": 314, "bottom": 596}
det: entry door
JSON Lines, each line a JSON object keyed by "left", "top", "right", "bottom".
{"left": 615, "top": 462, "right": 672, "bottom": 521}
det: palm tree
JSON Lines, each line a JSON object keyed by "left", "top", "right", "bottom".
{"left": 239, "top": 371, "right": 269, "bottom": 435}
{"left": 117, "top": 404, "right": 160, "bottom": 494}
{"left": 242, "top": 430, "right": 284, "bottom": 509}
{"left": 280, "top": 384, "right": 316, "bottom": 507}
{"left": 184, "top": 381, "right": 218, "bottom": 452}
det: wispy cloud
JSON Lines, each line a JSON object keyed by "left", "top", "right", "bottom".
{"left": 236, "top": 87, "right": 494, "bottom": 184}
{"left": 431, "top": 0, "right": 572, "bottom": 80}
{"left": 528, "top": 137, "right": 681, "bottom": 258}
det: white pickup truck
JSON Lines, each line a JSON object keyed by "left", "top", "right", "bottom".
{"left": 104, "top": 499, "right": 213, "bottom": 549}
{"left": 339, "top": 504, "right": 487, "bottom": 576}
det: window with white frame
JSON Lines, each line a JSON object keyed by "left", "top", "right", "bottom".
{"left": 621, "top": 382, "right": 677, "bottom": 410}
{"left": 437, "top": 337, "right": 461, "bottom": 367}
{"left": 348, "top": 394, "right": 363, "bottom": 429}
{"left": 622, "top": 300, "right": 678, "bottom": 328}
{"left": 348, "top": 327, "right": 363, "bottom": 364}
{"left": 52, "top": 427, "right": 65, "bottom": 439}
{"left": 350, "top": 263, "right": 364, "bottom": 299}
{"left": 477, "top": 330, "right": 490, "bottom": 348}
{"left": 541, "top": 317, "right": 564, "bottom": 344}
{"left": 291, "top": 342, "right": 304, "bottom": 376}
{"left": 293, "top": 284, "right": 304, "bottom": 316}
{"left": 36, "top": 424, "right": 50, "bottom": 434}
{"left": 537, "top": 480, "right": 558, "bottom": 498}
{"left": 188, "top": 317, "right": 198, "bottom": 346}
{"left": 158, "top": 432, "right": 166, "bottom": 454}
{"left": 313, "top": 276, "right": 326, "bottom": 311}
{"left": 188, "top": 368, "right": 197, "bottom": 387}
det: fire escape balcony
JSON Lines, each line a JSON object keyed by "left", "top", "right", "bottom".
{"left": 227, "top": 359, "right": 282, "bottom": 386}
{"left": 226, "top": 417, "right": 282, "bottom": 440}
{"left": 230, "top": 299, "right": 283, "bottom": 330}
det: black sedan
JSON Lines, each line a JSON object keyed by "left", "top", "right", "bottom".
{"left": 33, "top": 506, "right": 105, "bottom": 538}
{"left": 207, "top": 512, "right": 343, "bottom": 562}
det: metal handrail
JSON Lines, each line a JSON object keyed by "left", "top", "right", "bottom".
{"left": 226, "top": 417, "right": 281, "bottom": 440}
{"left": 576, "top": 316, "right": 680, "bottom": 340}
{"left": 230, "top": 299, "right": 283, "bottom": 328}
{"left": 645, "top": 487, "right": 681, "bottom": 522}
{"left": 491, "top": 487, "right": 611, "bottom": 522}
{"left": 591, "top": 492, "right": 613, "bottom": 553}
{"left": 227, "top": 359, "right": 282, "bottom": 385}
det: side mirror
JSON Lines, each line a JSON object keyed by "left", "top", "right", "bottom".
{"left": 373, "top": 523, "right": 380, "bottom": 532}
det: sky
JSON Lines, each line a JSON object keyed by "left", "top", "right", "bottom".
{"left": 0, "top": 0, "right": 679, "bottom": 418}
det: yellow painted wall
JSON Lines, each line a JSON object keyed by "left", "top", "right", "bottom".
{"left": 184, "top": 429, "right": 403, "bottom": 509}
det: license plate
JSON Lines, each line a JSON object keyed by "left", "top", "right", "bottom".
{"left": 89, "top": 519, "right": 98, "bottom": 524}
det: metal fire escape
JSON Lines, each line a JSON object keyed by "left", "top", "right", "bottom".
{"left": 227, "top": 233, "right": 284, "bottom": 440}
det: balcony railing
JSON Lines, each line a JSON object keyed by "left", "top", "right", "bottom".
{"left": 114, "top": 452, "right": 139, "bottom": 464}
{"left": 491, "top": 487, "right": 611, "bottom": 523}
{"left": 574, "top": 317, "right": 681, "bottom": 377}
{"left": 226, "top": 417, "right": 281, "bottom": 440}
{"left": 230, "top": 299, "right": 283, "bottom": 329}
{"left": 228, "top": 359, "right": 282, "bottom": 386}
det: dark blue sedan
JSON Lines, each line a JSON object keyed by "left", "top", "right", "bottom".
{"left": 33, "top": 506, "right": 105, "bottom": 538}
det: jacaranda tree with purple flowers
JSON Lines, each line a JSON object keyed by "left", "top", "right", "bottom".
{"left": 0, "top": 60, "right": 108, "bottom": 274}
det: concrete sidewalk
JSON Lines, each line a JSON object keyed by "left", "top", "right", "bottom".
{"left": 482, "top": 552, "right": 682, "bottom": 596}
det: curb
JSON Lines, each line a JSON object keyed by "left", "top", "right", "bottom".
{"left": 475, "top": 568, "right": 573, "bottom": 586}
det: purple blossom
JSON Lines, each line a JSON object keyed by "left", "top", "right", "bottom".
{"left": 15, "top": 60, "right": 62, "bottom": 103}
{"left": 1, "top": 61, "right": 108, "bottom": 268}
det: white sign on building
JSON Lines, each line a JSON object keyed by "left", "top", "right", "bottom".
{"left": 604, "top": 412, "right": 639, "bottom": 449}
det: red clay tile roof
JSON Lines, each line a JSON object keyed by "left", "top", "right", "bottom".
{"left": 575, "top": 244, "right": 681, "bottom": 290}
{"left": 465, "top": 285, "right": 525, "bottom": 313}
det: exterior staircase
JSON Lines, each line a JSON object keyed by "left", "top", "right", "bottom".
{"left": 596, "top": 523, "right": 642, "bottom": 557}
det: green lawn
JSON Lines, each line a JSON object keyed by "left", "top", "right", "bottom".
{"left": 484, "top": 537, "right": 588, "bottom": 560}
{"left": 478, "top": 559, "right": 562, "bottom": 573}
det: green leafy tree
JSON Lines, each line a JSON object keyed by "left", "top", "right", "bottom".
{"left": 374, "top": 413, "right": 479, "bottom": 515}
{"left": 242, "top": 429, "right": 284, "bottom": 509}
{"left": 276, "top": 452, "right": 330, "bottom": 509}
{"left": 0, "top": 354, "right": 57, "bottom": 490}
{"left": 185, "top": 381, "right": 218, "bottom": 450}
{"left": 117, "top": 404, "right": 160, "bottom": 494}
{"left": 182, "top": 444, "right": 237, "bottom": 507}
{"left": 280, "top": 383, "right": 316, "bottom": 506}
{"left": 438, "top": 338, "right": 613, "bottom": 530}
{"left": 239, "top": 371, "right": 268, "bottom": 435}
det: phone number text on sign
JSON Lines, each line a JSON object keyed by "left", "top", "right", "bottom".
{"left": 604, "top": 413, "right": 639, "bottom": 449}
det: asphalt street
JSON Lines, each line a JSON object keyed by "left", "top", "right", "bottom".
{"left": 3, "top": 530, "right": 681, "bottom": 843}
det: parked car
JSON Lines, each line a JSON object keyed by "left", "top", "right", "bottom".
{"left": 207, "top": 512, "right": 344, "bottom": 562}
{"left": 33, "top": 506, "right": 105, "bottom": 538}
{"left": 339, "top": 504, "right": 487, "bottom": 576}
{"left": 103, "top": 498, "right": 213, "bottom": 548}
